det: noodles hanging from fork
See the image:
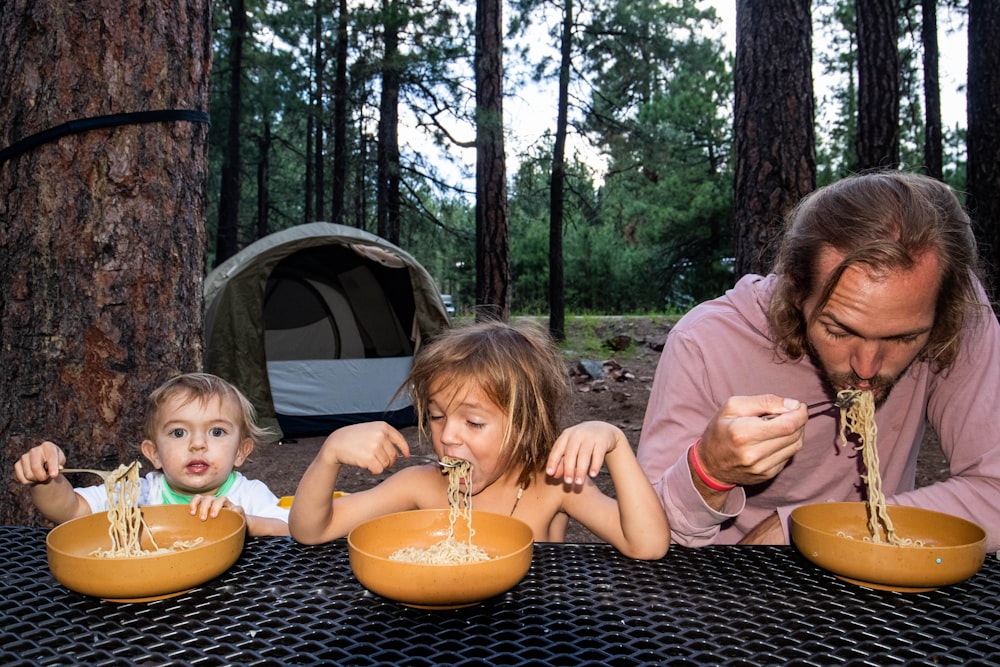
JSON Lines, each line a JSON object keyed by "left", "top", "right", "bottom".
{"left": 390, "top": 457, "right": 491, "bottom": 564}
{"left": 837, "top": 390, "right": 920, "bottom": 547}
{"left": 90, "top": 463, "right": 203, "bottom": 558}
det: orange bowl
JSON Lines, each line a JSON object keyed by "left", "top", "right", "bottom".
{"left": 348, "top": 509, "right": 533, "bottom": 609}
{"left": 278, "top": 491, "right": 348, "bottom": 508}
{"left": 47, "top": 505, "right": 246, "bottom": 602}
{"left": 790, "top": 502, "right": 987, "bottom": 592}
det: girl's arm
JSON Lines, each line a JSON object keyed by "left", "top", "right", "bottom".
{"left": 551, "top": 422, "right": 670, "bottom": 560}
{"left": 244, "top": 515, "right": 291, "bottom": 537}
{"left": 287, "top": 421, "right": 426, "bottom": 544}
{"left": 187, "top": 495, "right": 291, "bottom": 537}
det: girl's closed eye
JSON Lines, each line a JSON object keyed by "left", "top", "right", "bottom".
{"left": 467, "top": 420, "right": 486, "bottom": 430}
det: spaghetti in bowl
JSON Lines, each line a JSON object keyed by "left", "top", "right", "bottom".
{"left": 46, "top": 504, "right": 246, "bottom": 602}
{"left": 790, "top": 501, "right": 987, "bottom": 592}
{"left": 348, "top": 509, "right": 533, "bottom": 609}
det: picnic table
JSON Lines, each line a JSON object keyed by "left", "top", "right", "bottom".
{"left": 2, "top": 525, "right": 999, "bottom": 665}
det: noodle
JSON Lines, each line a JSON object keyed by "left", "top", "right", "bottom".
{"left": 837, "top": 390, "right": 920, "bottom": 547}
{"left": 389, "top": 457, "right": 491, "bottom": 564}
{"left": 90, "top": 462, "right": 204, "bottom": 558}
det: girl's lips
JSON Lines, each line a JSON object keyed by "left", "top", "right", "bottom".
{"left": 186, "top": 462, "right": 210, "bottom": 474}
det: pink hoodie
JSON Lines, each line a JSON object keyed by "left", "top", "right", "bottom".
{"left": 637, "top": 273, "right": 1000, "bottom": 550}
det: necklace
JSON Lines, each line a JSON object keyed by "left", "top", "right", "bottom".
{"left": 509, "top": 484, "right": 526, "bottom": 516}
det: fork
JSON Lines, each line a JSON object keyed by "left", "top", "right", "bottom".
{"left": 402, "top": 455, "right": 462, "bottom": 469}
{"left": 60, "top": 461, "right": 139, "bottom": 480}
{"left": 760, "top": 395, "right": 855, "bottom": 420}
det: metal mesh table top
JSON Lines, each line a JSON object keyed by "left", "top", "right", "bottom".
{"left": 2, "top": 525, "right": 999, "bottom": 666}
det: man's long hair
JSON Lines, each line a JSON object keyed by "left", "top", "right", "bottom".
{"left": 768, "top": 171, "right": 987, "bottom": 370}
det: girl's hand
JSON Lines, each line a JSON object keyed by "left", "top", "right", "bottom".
{"left": 14, "top": 441, "right": 68, "bottom": 485}
{"left": 319, "top": 421, "right": 411, "bottom": 474}
{"left": 546, "top": 421, "right": 625, "bottom": 487}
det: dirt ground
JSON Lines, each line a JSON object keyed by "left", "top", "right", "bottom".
{"left": 241, "top": 316, "right": 950, "bottom": 542}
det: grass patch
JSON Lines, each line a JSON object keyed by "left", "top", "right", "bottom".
{"left": 452, "top": 314, "right": 677, "bottom": 362}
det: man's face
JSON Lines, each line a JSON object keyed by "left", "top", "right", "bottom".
{"left": 800, "top": 247, "right": 940, "bottom": 406}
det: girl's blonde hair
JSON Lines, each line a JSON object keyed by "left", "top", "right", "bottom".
{"left": 407, "top": 320, "right": 571, "bottom": 489}
{"left": 143, "top": 372, "right": 272, "bottom": 446}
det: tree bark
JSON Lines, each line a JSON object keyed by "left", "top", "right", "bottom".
{"left": 313, "top": 1, "right": 326, "bottom": 222}
{"left": 215, "top": 0, "right": 245, "bottom": 265}
{"left": 855, "top": 0, "right": 900, "bottom": 170}
{"left": 548, "top": 0, "right": 573, "bottom": 343}
{"left": 257, "top": 122, "right": 271, "bottom": 239}
{"left": 733, "top": 0, "right": 815, "bottom": 276}
{"left": 377, "top": 1, "right": 402, "bottom": 245}
{"left": 921, "top": 0, "right": 942, "bottom": 179}
{"left": 475, "top": 0, "right": 510, "bottom": 322}
{"left": 967, "top": 0, "right": 1000, "bottom": 303}
{"left": 331, "top": 0, "right": 349, "bottom": 227}
{"left": 0, "top": 0, "right": 211, "bottom": 526}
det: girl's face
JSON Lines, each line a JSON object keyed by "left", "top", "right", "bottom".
{"left": 140, "top": 393, "right": 253, "bottom": 496}
{"left": 427, "top": 380, "right": 511, "bottom": 494}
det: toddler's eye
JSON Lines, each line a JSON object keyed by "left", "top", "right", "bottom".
{"left": 169, "top": 428, "right": 187, "bottom": 438}
{"left": 209, "top": 427, "right": 226, "bottom": 437}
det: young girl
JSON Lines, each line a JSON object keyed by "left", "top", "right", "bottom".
{"left": 289, "top": 320, "right": 669, "bottom": 559}
{"left": 14, "top": 372, "right": 290, "bottom": 536}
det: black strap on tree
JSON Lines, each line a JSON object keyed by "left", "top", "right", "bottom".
{"left": 0, "top": 109, "right": 210, "bottom": 167}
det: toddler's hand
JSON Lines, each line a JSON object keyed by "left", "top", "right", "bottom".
{"left": 320, "top": 421, "right": 410, "bottom": 474}
{"left": 14, "top": 441, "right": 67, "bottom": 486}
{"left": 546, "top": 421, "right": 625, "bottom": 486}
{"left": 189, "top": 494, "right": 244, "bottom": 521}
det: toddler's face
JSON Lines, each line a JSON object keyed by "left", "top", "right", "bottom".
{"left": 140, "top": 393, "right": 252, "bottom": 496}
{"left": 427, "top": 381, "right": 510, "bottom": 494}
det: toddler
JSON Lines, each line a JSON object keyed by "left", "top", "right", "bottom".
{"left": 14, "top": 372, "right": 290, "bottom": 536}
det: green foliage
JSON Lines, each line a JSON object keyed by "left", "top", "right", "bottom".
{"left": 204, "top": 0, "right": 968, "bottom": 317}
{"left": 575, "top": 3, "right": 735, "bottom": 311}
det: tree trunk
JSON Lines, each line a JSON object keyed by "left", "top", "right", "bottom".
{"left": 305, "top": 113, "right": 314, "bottom": 223}
{"left": 257, "top": 122, "right": 271, "bottom": 239}
{"left": 355, "top": 121, "right": 369, "bottom": 229}
{"left": 377, "top": 2, "right": 402, "bottom": 245}
{"left": 0, "top": 0, "right": 211, "bottom": 526}
{"left": 475, "top": 0, "right": 510, "bottom": 322}
{"left": 331, "top": 0, "right": 349, "bottom": 227}
{"left": 921, "top": 0, "right": 942, "bottom": 179}
{"left": 732, "top": 0, "right": 815, "bottom": 276}
{"left": 855, "top": 0, "right": 900, "bottom": 170}
{"left": 549, "top": 0, "right": 573, "bottom": 342}
{"left": 967, "top": 0, "right": 1000, "bottom": 303}
{"left": 314, "top": 1, "right": 325, "bottom": 222}
{"left": 215, "top": 0, "right": 245, "bottom": 266}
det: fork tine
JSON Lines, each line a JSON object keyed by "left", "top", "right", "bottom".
{"left": 834, "top": 389, "right": 863, "bottom": 409}
{"left": 403, "top": 455, "right": 462, "bottom": 468}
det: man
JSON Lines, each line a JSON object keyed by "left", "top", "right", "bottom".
{"left": 637, "top": 171, "right": 1000, "bottom": 550}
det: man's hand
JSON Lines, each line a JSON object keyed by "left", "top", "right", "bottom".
{"left": 738, "top": 511, "right": 785, "bottom": 545}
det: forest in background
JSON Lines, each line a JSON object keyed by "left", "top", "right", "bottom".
{"left": 3, "top": 0, "right": 999, "bottom": 527}
{"left": 206, "top": 0, "right": 975, "bottom": 316}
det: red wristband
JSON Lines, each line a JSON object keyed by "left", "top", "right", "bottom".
{"left": 688, "top": 438, "right": 736, "bottom": 492}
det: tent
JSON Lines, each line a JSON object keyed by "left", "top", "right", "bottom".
{"left": 204, "top": 223, "right": 450, "bottom": 439}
